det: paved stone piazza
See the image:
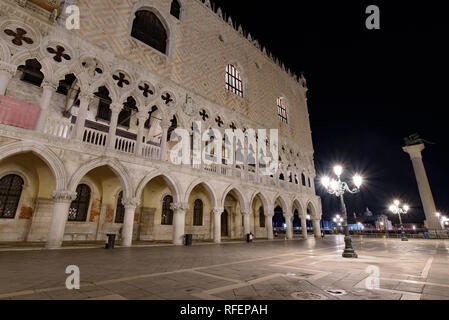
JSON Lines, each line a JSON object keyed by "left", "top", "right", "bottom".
{"left": 1, "top": 235, "right": 448, "bottom": 300}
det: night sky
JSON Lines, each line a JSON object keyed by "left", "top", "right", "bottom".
{"left": 211, "top": 1, "right": 449, "bottom": 224}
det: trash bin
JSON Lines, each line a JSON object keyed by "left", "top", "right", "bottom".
{"left": 185, "top": 234, "right": 192, "bottom": 246}
{"left": 105, "top": 234, "right": 116, "bottom": 249}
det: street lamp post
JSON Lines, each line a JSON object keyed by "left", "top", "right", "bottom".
{"left": 321, "top": 165, "right": 362, "bottom": 258}
{"left": 389, "top": 200, "right": 409, "bottom": 241}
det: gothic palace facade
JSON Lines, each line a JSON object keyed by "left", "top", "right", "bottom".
{"left": 0, "top": 0, "right": 322, "bottom": 249}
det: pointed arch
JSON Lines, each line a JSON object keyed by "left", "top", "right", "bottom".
{"left": 272, "top": 193, "right": 289, "bottom": 215}
{"left": 221, "top": 184, "right": 248, "bottom": 213}
{"left": 184, "top": 178, "right": 218, "bottom": 208}
{"left": 250, "top": 190, "right": 269, "bottom": 210}
{"left": 135, "top": 171, "right": 180, "bottom": 202}
{"left": 0, "top": 141, "right": 67, "bottom": 191}
{"left": 11, "top": 52, "right": 52, "bottom": 82}
{"left": 292, "top": 198, "right": 305, "bottom": 216}
{"left": 68, "top": 157, "right": 133, "bottom": 199}
{"left": 306, "top": 201, "right": 318, "bottom": 218}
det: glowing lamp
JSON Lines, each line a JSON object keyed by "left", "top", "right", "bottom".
{"left": 353, "top": 175, "right": 363, "bottom": 188}
{"left": 333, "top": 165, "right": 343, "bottom": 177}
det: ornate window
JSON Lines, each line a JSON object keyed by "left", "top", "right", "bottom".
{"left": 225, "top": 64, "right": 243, "bottom": 97}
{"left": 193, "top": 199, "right": 203, "bottom": 226}
{"left": 68, "top": 184, "right": 91, "bottom": 222}
{"left": 259, "top": 206, "right": 265, "bottom": 228}
{"left": 161, "top": 195, "right": 173, "bottom": 225}
{"left": 170, "top": 0, "right": 181, "bottom": 19}
{"left": 17, "top": 59, "right": 44, "bottom": 87}
{"left": 131, "top": 10, "right": 168, "bottom": 54}
{"left": 277, "top": 97, "right": 288, "bottom": 124}
{"left": 302, "top": 174, "right": 306, "bottom": 186}
{"left": 0, "top": 174, "right": 24, "bottom": 219}
{"left": 115, "top": 191, "right": 125, "bottom": 223}
{"left": 118, "top": 96, "right": 138, "bottom": 128}
{"left": 94, "top": 86, "right": 112, "bottom": 122}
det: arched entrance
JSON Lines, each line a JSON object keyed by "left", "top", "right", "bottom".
{"left": 0, "top": 152, "right": 55, "bottom": 242}
{"left": 221, "top": 210, "right": 229, "bottom": 237}
{"left": 136, "top": 174, "right": 179, "bottom": 243}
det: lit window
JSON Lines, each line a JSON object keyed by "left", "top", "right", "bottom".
{"left": 277, "top": 97, "right": 288, "bottom": 124}
{"left": 225, "top": 64, "right": 243, "bottom": 97}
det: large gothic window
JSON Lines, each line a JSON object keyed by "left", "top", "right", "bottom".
{"left": 115, "top": 191, "right": 125, "bottom": 223}
{"left": 193, "top": 199, "right": 203, "bottom": 226}
{"left": 259, "top": 206, "right": 265, "bottom": 228}
{"left": 131, "top": 10, "right": 168, "bottom": 54}
{"left": 170, "top": 0, "right": 181, "bottom": 19}
{"left": 0, "top": 174, "right": 24, "bottom": 219}
{"left": 161, "top": 195, "right": 173, "bottom": 225}
{"left": 277, "top": 97, "right": 288, "bottom": 124}
{"left": 225, "top": 64, "right": 243, "bottom": 97}
{"left": 68, "top": 184, "right": 91, "bottom": 222}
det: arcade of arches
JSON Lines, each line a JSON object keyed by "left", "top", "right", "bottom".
{"left": 0, "top": 144, "right": 322, "bottom": 248}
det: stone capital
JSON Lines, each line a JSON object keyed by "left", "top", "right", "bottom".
{"left": 137, "top": 110, "right": 149, "bottom": 121}
{"left": 52, "top": 190, "right": 77, "bottom": 203}
{"left": 171, "top": 202, "right": 189, "bottom": 212}
{"left": 161, "top": 119, "right": 171, "bottom": 129}
{"left": 0, "top": 61, "right": 17, "bottom": 78}
{"left": 110, "top": 103, "right": 123, "bottom": 114}
{"left": 241, "top": 211, "right": 250, "bottom": 217}
{"left": 41, "top": 80, "right": 57, "bottom": 91}
{"left": 403, "top": 144, "right": 425, "bottom": 159}
{"left": 123, "top": 198, "right": 140, "bottom": 209}
{"left": 78, "top": 92, "right": 93, "bottom": 103}
{"left": 213, "top": 207, "right": 224, "bottom": 216}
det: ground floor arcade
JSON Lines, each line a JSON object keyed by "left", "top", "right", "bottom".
{"left": 0, "top": 141, "right": 322, "bottom": 249}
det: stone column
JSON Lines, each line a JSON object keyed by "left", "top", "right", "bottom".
{"left": 403, "top": 144, "right": 441, "bottom": 230}
{"left": 213, "top": 208, "right": 223, "bottom": 243}
{"left": 121, "top": 198, "right": 139, "bottom": 247}
{"left": 301, "top": 215, "right": 308, "bottom": 239}
{"left": 135, "top": 110, "right": 148, "bottom": 156}
{"left": 313, "top": 218, "right": 322, "bottom": 238}
{"left": 172, "top": 202, "right": 188, "bottom": 245}
{"left": 107, "top": 103, "right": 122, "bottom": 149}
{"left": 0, "top": 61, "right": 17, "bottom": 95}
{"left": 242, "top": 211, "right": 251, "bottom": 236}
{"left": 35, "top": 81, "right": 56, "bottom": 132}
{"left": 160, "top": 120, "right": 170, "bottom": 161}
{"left": 266, "top": 208, "right": 274, "bottom": 240}
{"left": 73, "top": 92, "right": 92, "bottom": 141}
{"left": 45, "top": 190, "right": 77, "bottom": 249}
{"left": 285, "top": 214, "right": 293, "bottom": 240}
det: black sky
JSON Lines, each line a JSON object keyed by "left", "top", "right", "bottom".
{"left": 211, "top": 0, "right": 449, "bottom": 224}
